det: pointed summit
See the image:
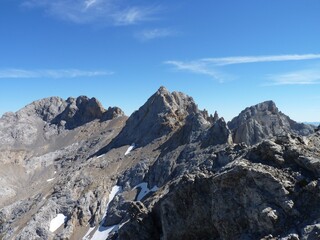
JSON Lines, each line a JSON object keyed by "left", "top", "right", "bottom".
{"left": 157, "top": 85, "right": 170, "bottom": 94}
{"left": 108, "top": 86, "right": 200, "bottom": 147}
{"left": 228, "top": 100, "right": 314, "bottom": 145}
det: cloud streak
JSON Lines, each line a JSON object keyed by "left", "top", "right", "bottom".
{"left": 22, "top": 0, "right": 160, "bottom": 26}
{"left": 267, "top": 69, "right": 320, "bottom": 85}
{"left": 165, "top": 54, "right": 320, "bottom": 81}
{"left": 202, "top": 54, "right": 320, "bottom": 66}
{"left": 0, "top": 69, "right": 113, "bottom": 79}
{"left": 136, "top": 28, "right": 177, "bottom": 41}
{"left": 164, "top": 60, "right": 222, "bottom": 81}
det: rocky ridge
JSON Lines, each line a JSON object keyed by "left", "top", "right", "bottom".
{"left": 0, "top": 86, "right": 319, "bottom": 240}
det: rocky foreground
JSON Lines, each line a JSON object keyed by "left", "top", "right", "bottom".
{"left": 0, "top": 87, "right": 319, "bottom": 240}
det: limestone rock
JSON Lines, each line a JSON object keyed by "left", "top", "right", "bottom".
{"left": 228, "top": 101, "right": 314, "bottom": 145}
{"left": 101, "top": 107, "right": 124, "bottom": 121}
{"left": 109, "top": 86, "right": 200, "bottom": 147}
{"left": 51, "top": 96, "right": 106, "bottom": 129}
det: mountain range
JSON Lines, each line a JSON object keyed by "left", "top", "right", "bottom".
{"left": 0, "top": 86, "right": 319, "bottom": 240}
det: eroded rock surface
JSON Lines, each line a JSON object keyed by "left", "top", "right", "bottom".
{"left": 228, "top": 101, "right": 314, "bottom": 145}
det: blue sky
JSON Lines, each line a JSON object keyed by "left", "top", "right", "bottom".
{"left": 1, "top": 0, "right": 320, "bottom": 122}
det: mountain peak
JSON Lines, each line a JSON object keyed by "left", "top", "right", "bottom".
{"left": 107, "top": 87, "right": 200, "bottom": 147}
{"left": 228, "top": 100, "right": 314, "bottom": 145}
{"left": 156, "top": 86, "right": 170, "bottom": 95}
{"left": 51, "top": 96, "right": 110, "bottom": 129}
{"left": 254, "top": 100, "right": 278, "bottom": 114}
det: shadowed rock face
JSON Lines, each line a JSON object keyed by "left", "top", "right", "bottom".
{"left": 0, "top": 96, "right": 124, "bottom": 149}
{"left": 107, "top": 86, "right": 209, "bottom": 148}
{"left": 228, "top": 101, "right": 314, "bottom": 145}
{"left": 51, "top": 96, "right": 122, "bottom": 129}
{"left": 117, "top": 133, "right": 320, "bottom": 240}
{"left": 0, "top": 88, "right": 319, "bottom": 240}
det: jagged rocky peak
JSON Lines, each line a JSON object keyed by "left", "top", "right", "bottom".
{"left": 109, "top": 86, "right": 205, "bottom": 147}
{"left": 213, "top": 110, "right": 219, "bottom": 122}
{"left": 202, "top": 117, "right": 233, "bottom": 147}
{"left": 102, "top": 106, "right": 124, "bottom": 121}
{"left": 49, "top": 96, "right": 124, "bottom": 129}
{"left": 151, "top": 86, "right": 199, "bottom": 119}
{"left": 228, "top": 100, "right": 314, "bottom": 146}
{"left": 0, "top": 95, "right": 124, "bottom": 147}
{"left": 6, "top": 95, "right": 123, "bottom": 127}
{"left": 51, "top": 96, "right": 107, "bottom": 129}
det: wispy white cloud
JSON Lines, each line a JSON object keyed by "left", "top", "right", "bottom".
{"left": 266, "top": 69, "right": 320, "bottom": 85}
{"left": 21, "top": 0, "right": 160, "bottom": 26}
{"left": 136, "top": 28, "right": 177, "bottom": 41}
{"left": 0, "top": 69, "right": 113, "bottom": 79}
{"left": 164, "top": 60, "right": 222, "bottom": 81}
{"left": 113, "top": 7, "right": 160, "bottom": 26}
{"left": 165, "top": 54, "right": 320, "bottom": 81}
{"left": 202, "top": 54, "right": 320, "bottom": 66}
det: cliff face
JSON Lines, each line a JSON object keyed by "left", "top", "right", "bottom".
{"left": 0, "top": 87, "right": 319, "bottom": 240}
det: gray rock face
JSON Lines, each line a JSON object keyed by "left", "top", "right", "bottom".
{"left": 202, "top": 118, "right": 233, "bottom": 147}
{"left": 1, "top": 87, "right": 320, "bottom": 240}
{"left": 0, "top": 95, "right": 123, "bottom": 149}
{"left": 102, "top": 107, "right": 125, "bottom": 121}
{"left": 18, "top": 96, "right": 68, "bottom": 122}
{"left": 228, "top": 101, "right": 314, "bottom": 145}
{"left": 109, "top": 86, "right": 201, "bottom": 147}
{"left": 0, "top": 97, "right": 65, "bottom": 147}
{"left": 118, "top": 133, "right": 320, "bottom": 240}
{"left": 51, "top": 96, "right": 106, "bottom": 129}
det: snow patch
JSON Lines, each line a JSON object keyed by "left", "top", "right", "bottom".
{"left": 84, "top": 185, "right": 122, "bottom": 240}
{"left": 88, "top": 224, "right": 118, "bottom": 240}
{"left": 49, "top": 213, "right": 67, "bottom": 232}
{"left": 124, "top": 143, "right": 135, "bottom": 156}
{"left": 82, "top": 227, "right": 95, "bottom": 240}
{"left": 134, "top": 182, "right": 159, "bottom": 201}
{"left": 46, "top": 178, "right": 55, "bottom": 182}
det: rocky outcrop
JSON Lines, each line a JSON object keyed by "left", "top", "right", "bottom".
{"left": 0, "top": 97, "right": 66, "bottom": 147}
{"left": 118, "top": 133, "right": 320, "bottom": 240}
{"left": 51, "top": 96, "right": 106, "bottom": 129}
{"left": 108, "top": 86, "right": 200, "bottom": 147}
{"left": 202, "top": 117, "right": 233, "bottom": 147}
{"left": 228, "top": 101, "right": 314, "bottom": 145}
{"left": 101, "top": 107, "right": 125, "bottom": 121}
{"left": 0, "top": 95, "right": 124, "bottom": 149}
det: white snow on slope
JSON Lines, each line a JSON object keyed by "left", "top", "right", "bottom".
{"left": 84, "top": 185, "right": 122, "bottom": 240}
{"left": 83, "top": 227, "right": 95, "bottom": 240}
{"left": 49, "top": 213, "right": 67, "bottom": 232}
{"left": 96, "top": 154, "right": 105, "bottom": 159}
{"left": 124, "top": 143, "right": 135, "bottom": 156}
{"left": 135, "top": 182, "right": 159, "bottom": 201}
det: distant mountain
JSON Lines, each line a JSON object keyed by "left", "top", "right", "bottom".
{"left": 228, "top": 100, "right": 314, "bottom": 145}
{"left": 1, "top": 87, "right": 320, "bottom": 240}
